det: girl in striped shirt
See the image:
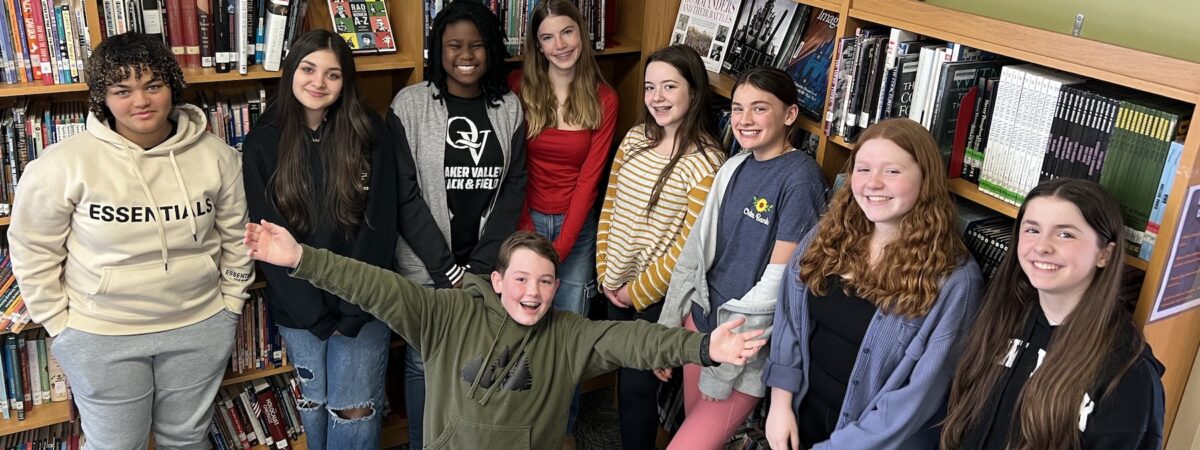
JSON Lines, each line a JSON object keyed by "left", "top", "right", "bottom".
{"left": 595, "top": 45, "right": 725, "bottom": 449}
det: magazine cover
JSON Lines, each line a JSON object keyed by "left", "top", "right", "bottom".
{"left": 722, "top": 0, "right": 809, "bottom": 76}
{"left": 785, "top": 8, "right": 839, "bottom": 121}
{"left": 670, "top": 0, "right": 743, "bottom": 72}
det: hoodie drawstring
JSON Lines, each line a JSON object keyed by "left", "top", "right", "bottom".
{"left": 168, "top": 151, "right": 200, "bottom": 242}
{"left": 466, "top": 318, "right": 534, "bottom": 406}
{"left": 121, "top": 142, "right": 172, "bottom": 271}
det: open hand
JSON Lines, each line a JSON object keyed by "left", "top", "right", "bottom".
{"left": 708, "top": 317, "right": 767, "bottom": 366}
{"left": 244, "top": 220, "right": 303, "bottom": 268}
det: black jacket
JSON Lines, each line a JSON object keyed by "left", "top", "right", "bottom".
{"left": 242, "top": 109, "right": 455, "bottom": 338}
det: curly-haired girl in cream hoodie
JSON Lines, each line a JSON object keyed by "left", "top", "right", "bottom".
{"left": 8, "top": 32, "right": 253, "bottom": 448}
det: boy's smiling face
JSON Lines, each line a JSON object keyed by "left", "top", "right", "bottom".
{"left": 491, "top": 249, "right": 559, "bottom": 326}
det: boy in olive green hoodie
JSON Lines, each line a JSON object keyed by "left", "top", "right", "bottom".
{"left": 244, "top": 222, "right": 765, "bottom": 449}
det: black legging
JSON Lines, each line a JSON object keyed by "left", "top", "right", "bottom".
{"left": 608, "top": 301, "right": 666, "bottom": 450}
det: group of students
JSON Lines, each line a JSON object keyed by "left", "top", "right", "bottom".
{"left": 2, "top": 0, "right": 1167, "bottom": 449}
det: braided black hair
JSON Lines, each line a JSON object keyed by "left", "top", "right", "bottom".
{"left": 85, "top": 32, "right": 186, "bottom": 121}
{"left": 425, "top": 0, "right": 511, "bottom": 106}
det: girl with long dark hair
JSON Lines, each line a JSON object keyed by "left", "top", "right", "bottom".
{"left": 242, "top": 29, "right": 452, "bottom": 448}
{"left": 941, "top": 178, "right": 1165, "bottom": 450}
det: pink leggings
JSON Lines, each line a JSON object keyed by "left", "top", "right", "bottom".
{"left": 665, "top": 316, "right": 762, "bottom": 450}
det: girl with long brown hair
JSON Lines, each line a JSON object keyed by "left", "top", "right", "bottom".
{"left": 243, "top": 29, "right": 451, "bottom": 448}
{"left": 941, "top": 177, "right": 1165, "bottom": 450}
{"left": 508, "top": 0, "right": 617, "bottom": 318}
{"left": 506, "top": 1, "right": 617, "bottom": 441}
{"left": 596, "top": 44, "right": 725, "bottom": 449}
{"left": 763, "top": 118, "right": 982, "bottom": 450}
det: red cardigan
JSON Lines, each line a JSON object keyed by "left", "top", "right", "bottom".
{"left": 508, "top": 70, "right": 619, "bottom": 261}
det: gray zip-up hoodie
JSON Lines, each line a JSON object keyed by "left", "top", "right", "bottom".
{"left": 389, "top": 82, "right": 527, "bottom": 287}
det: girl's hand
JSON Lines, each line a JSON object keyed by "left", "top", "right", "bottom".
{"left": 244, "top": 220, "right": 303, "bottom": 268}
{"left": 604, "top": 285, "right": 630, "bottom": 308}
{"left": 614, "top": 285, "right": 633, "bottom": 308}
{"left": 765, "top": 403, "right": 800, "bottom": 450}
{"left": 653, "top": 368, "right": 672, "bottom": 382}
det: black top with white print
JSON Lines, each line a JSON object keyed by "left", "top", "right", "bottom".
{"left": 962, "top": 306, "right": 1166, "bottom": 450}
{"left": 443, "top": 92, "right": 504, "bottom": 266}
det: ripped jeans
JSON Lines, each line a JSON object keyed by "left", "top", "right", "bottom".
{"left": 277, "top": 319, "right": 390, "bottom": 450}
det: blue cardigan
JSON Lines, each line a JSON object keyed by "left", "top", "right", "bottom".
{"left": 763, "top": 234, "right": 983, "bottom": 450}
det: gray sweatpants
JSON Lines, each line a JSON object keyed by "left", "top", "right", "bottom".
{"left": 51, "top": 309, "right": 239, "bottom": 450}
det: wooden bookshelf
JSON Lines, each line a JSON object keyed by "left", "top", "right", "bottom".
{"left": 221, "top": 365, "right": 295, "bottom": 387}
{"left": 0, "top": 401, "right": 72, "bottom": 436}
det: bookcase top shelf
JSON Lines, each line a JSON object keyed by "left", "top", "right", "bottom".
{"left": 0, "top": 400, "right": 72, "bottom": 436}
{"left": 849, "top": 0, "right": 1200, "bottom": 102}
{"left": 797, "top": 0, "right": 842, "bottom": 12}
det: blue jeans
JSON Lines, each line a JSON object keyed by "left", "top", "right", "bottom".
{"left": 277, "top": 319, "right": 390, "bottom": 450}
{"left": 530, "top": 209, "right": 597, "bottom": 434}
{"left": 529, "top": 210, "right": 598, "bottom": 316}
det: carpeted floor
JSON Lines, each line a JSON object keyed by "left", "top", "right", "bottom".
{"left": 574, "top": 385, "right": 622, "bottom": 450}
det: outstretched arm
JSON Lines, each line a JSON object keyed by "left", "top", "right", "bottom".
{"left": 244, "top": 220, "right": 456, "bottom": 351}
{"left": 583, "top": 316, "right": 767, "bottom": 378}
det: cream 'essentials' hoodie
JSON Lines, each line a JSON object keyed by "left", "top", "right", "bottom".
{"left": 8, "top": 104, "right": 254, "bottom": 337}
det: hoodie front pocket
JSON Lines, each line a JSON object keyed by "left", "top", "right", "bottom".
{"left": 426, "top": 416, "right": 532, "bottom": 450}
{"left": 92, "top": 254, "right": 220, "bottom": 320}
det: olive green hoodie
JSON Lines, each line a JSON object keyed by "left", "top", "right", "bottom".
{"left": 291, "top": 246, "right": 706, "bottom": 449}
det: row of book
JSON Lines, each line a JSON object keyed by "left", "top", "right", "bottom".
{"left": 0, "top": 420, "right": 82, "bottom": 449}
{"left": 0, "top": 329, "right": 70, "bottom": 422}
{"left": 0, "top": 255, "right": 29, "bottom": 335}
{"left": 101, "top": 0, "right": 312, "bottom": 72}
{"left": 194, "top": 85, "right": 267, "bottom": 151}
{"left": 821, "top": 25, "right": 1194, "bottom": 261}
{"left": 0, "top": 0, "right": 90, "bottom": 86}
{"left": 0, "top": 85, "right": 268, "bottom": 215}
{"left": 671, "top": 0, "right": 839, "bottom": 123}
{"left": 972, "top": 69, "right": 1189, "bottom": 259}
{"left": 208, "top": 373, "right": 304, "bottom": 450}
{"left": 230, "top": 290, "right": 288, "bottom": 374}
{"left": 0, "top": 99, "right": 89, "bottom": 216}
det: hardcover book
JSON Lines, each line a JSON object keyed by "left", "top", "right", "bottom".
{"left": 670, "top": 0, "right": 742, "bottom": 72}
{"left": 785, "top": 8, "right": 838, "bottom": 121}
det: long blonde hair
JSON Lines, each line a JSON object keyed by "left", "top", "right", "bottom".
{"left": 799, "top": 118, "right": 967, "bottom": 317}
{"left": 519, "top": 0, "right": 605, "bottom": 138}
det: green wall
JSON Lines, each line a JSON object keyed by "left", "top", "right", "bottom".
{"left": 923, "top": 0, "right": 1200, "bottom": 63}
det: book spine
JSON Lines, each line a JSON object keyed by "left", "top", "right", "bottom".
{"left": 23, "top": 333, "right": 40, "bottom": 406}
{"left": 16, "top": 335, "right": 31, "bottom": 412}
{"left": 59, "top": 4, "right": 77, "bottom": 83}
{"left": 197, "top": 0, "right": 212, "bottom": 67}
{"left": 20, "top": 0, "right": 42, "bottom": 81}
{"left": 180, "top": 0, "right": 200, "bottom": 67}
{"left": 253, "top": 380, "right": 289, "bottom": 448}
{"left": 260, "top": 0, "right": 285, "bottom": 71}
